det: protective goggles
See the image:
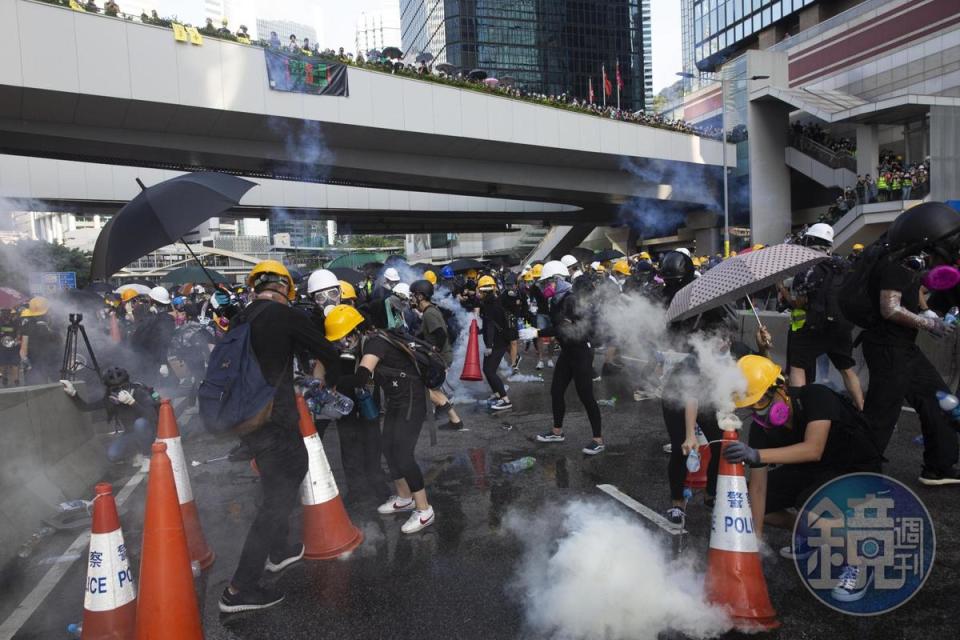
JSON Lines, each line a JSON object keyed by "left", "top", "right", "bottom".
{"left": 312, "top": 288, "right": 341, "bottom": 305}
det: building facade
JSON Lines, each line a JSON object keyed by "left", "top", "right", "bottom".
{"left": 255, "top": 17, "right": 317, "bottom": 45}
{"left": 356, "top": 9, "right": 402, "bottom": 54}
{"left": 400, "top": 0, "right": 654, "bottom": 112}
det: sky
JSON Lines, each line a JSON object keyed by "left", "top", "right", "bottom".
{"left": 149, "top": 0, "right": 683, "bottom": 93}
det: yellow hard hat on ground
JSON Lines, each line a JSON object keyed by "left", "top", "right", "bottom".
{"left": 531, "top": 264, "right": 543, "bottom": 278}
{"left": 612, "top": 260, "right": 631, "bottom": 276}
{"left": 21, "top": 296, "right": 50, "bottom": 317}
{"left": 339, "top": 280, "right": 357, "bottom": 300}
{"left": 424, "top": 270, "right": 437, "bottom": 285}
{"left": 733, "top": 355, "right": 784, "bottom": 408}
{"left": 324, "top": 304, "right": 364, "bottom": 341}
{"left": 477, "top": 275, "right": 497, "bottom": 290}
{"left": 247, "top": 260, "right": 295, "bottom": 301}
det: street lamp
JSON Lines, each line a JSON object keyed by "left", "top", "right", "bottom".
{"left": 677, "top": 71, "right": 769, "bottom": 257}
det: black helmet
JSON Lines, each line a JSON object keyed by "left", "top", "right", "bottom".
{"left": 102, "top": 366, "right": 129, "bottom": 388}
{"left": 887, "top": 202, "right": 960, "bottom": 252}
{"left": 410, "top": 279, "right": 434, "bottom": 299}
{"left": 660, "top": 251, "right": 695, "bottom": 286}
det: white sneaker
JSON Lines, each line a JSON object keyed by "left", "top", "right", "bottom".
{"left": 377, "top": 496, "right": 415, "bottom": 515}
{"left": 401, "top": 507, "right": 435, "bottom": 534}
{"left": 662, "top": 443, "right": 672, "bottom": 454}
{"left": 546, "top": 359, "right": 555, "bottom": 368}
{"left": 535, "top": 361, "right": 545, "bottom": 370}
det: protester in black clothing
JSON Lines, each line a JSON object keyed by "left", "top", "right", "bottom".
{"left": 325, "top": 304, "right": 436, "bottom": 534}
{"left": 478, "top": 276, "right": 512, "bottom": 411}
{"left": 501, "top": 284, "right": 525, "bottom": 373}
{"left": 860, "top": 203, "right": 960, "bottom": 486}
{"left": 411, "top": 280, "right": 464, "bottom": 430}
{"left": 61, "top": 367, "right": 159, "bottom": 463}
{"left": 535, "top": 261, "right": 604, "bottom": 454}
{"left": 129, "top": 287, "right": 177, "bottom": 388}
{"left": 19, "top": 297, "right": 61, "bottom": 385}
{"left": 219, "top": 261, "right": 341, "bottom": 614}
{"left": 0, "top": 308, "right": 21, "bottom": 386}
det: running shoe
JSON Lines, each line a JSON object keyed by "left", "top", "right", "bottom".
{"left": 438, "top": 420, "right": 466, "bottom": 431}
{"left": 779, "top": 536, "right": 814, "bottom": 561}
{"left": 919, "top": 467, "right": 960, "bottom": 486}
{"left": 490, "top": 398, "right": 513, "bottom": 411}
{"left": 513, "top": 355, "right": 522, "bottom": 370}
{"left": 582, "top": 441, "right": 606, "bottom": 455}
{"left": 831, "top": 565, "right": 872, "bottom": 602}
{"left": 666, "top": 507, "right": 685, "bottom": 527}
{"left": 219, "top": 586, "right": 285, "bottom": 613}
{"left": 592, "top": 371, "right": 602, "bottom": 382}
{"left": 536, "top": 360, "right": 545, "bottom": 370}
{"left": 536, "top": 431, "right": 565, "bottom": 442}
{"left": 662, "top": 443, "right": 672, "bottom": 454}
{"left": 377, "top": 496, "right": 415, "bottom": 515}
{"left": 265, "top": 543, "right": 304, "bottom": 573}
{"left": 546, "top": 359, "right": 555, "bottom": 368}
{"left": 401, "top": 507, "right": 435, "bottom": 534}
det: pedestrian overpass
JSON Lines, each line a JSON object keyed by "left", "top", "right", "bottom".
{"left": 0, "top": 0, "right": 732, "bottom": 235}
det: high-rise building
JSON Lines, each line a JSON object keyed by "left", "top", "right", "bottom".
{"left": 356, "top": 9, "right": 402, "bottom": 54}
{"left": 400, "top": 0, "right": 654, "bottom": 112}
{"left": 256, "top": 17, "right": 318, "bottom": 46}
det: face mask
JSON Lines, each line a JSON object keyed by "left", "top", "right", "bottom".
{"left": 752, "top": 391, "right": 790, "bottom": 429}
{"left": 543, "top": 283, "right": 557, "bottom": 298}
{"left": 923, "top": 265, "right": 960, "bottom": 291}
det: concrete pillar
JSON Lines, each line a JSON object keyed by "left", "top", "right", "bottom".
{"left": 856, "top": 124, "right": 879, "bottom": 178}
{"left": 929, "top": 106, "right": 960, "bottom": 203}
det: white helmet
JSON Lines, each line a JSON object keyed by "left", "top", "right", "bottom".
{"left": 392, "top": 282, "right": 411, "bottom": 300}
{"left": 538, "top": 260, "right": 569, "bottom": 282}
{"left": 676, "top": 248, "right": 691, "bottom": 258}
{"left": 589, "top": 261, "right": 601, "bottom": 271}
{"left": 194, "top": 285, "right": 206, "bottom": 295}
{"left": 383, "top": 267, "right": 401, "bottom": 282}
{"left": 149, "top": 286, "right": 171, "bottom": 306}
{"left": 307, "top": 269, "right": 339, "bottom": 294}
{"left": 560, "top": 254, "right": 578, "bottom": 268}
{"left": 804, "top": 223, "right": 834, "bottom": 245}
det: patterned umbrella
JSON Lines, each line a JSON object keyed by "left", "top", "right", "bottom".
{"left": 666, "top": 244, "right": 827, "bottom": 324}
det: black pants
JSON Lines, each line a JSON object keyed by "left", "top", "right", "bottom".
{"left": 551, "top": 345, "right": 601, "bottom": 438}
{"left": 337, "top": 417, "right": 389, "bottom": 503}
{"left": 863, "top": 341, "right": 957, "bottom": 473}
{"left": 662, "top": 402, "right": 721, "bottom": 501}
{"left": 232, "top": 424, "right": 307, "bottom": 591}
{"left": 483, "top": 346, "right": 508, "bottom": 396}
{"left": 381, "top": 381, "right": 427, "bottom": 492}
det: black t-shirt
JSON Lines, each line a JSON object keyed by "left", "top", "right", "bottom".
{"left": 21, "top": 316, "right": 60, "bottom": 367}
{"left": 865, "top": 260, "right": 921, "bottom": 346}
{"left": 363, "top": 333, "right": 423, "bottom": 410}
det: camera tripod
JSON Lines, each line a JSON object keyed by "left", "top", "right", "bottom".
{"left": 61, "top": 313, "right": 102, "bottom": 382}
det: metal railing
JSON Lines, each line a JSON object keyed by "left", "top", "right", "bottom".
{"left": 788, "top": 133, "right": 857, "bottom": 172}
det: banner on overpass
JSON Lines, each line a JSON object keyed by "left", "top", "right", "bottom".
{"left": 264, "top": 50, "right": 349, "bottom": 97}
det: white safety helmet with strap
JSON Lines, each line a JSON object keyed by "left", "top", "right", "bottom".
{"left": 307, "top": 269, "right": 339, "bottom": 294}
{"left": 393, "top": 282, "right": 411, "bottom": 300}
{"left": 149, "top": 286, "right": 171, "bottom": 306}
{"left": 560, "top": 254, "right": 578, "bottom": 269}
{"left": 538, "top": 260, "right": 569, "bottom": 282}
{"left": 804, "top": 223, "right": 835, "bottom": 246}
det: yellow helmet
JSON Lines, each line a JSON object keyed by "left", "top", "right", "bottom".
{"left": 638, "top": 251, "right": 651, "bottom": 260}
{"left": 21, "top": 296, "right": 50, "bottom": 317}
{"left": 733, "top": 355, "right": 784, "bottom": 408}
{"left": 339, "top": 280, "right": 357, "bottom": 300}
{"left": 752, "top": 243, "right": 765, "bottom": 251}
{"left": 612, "top": 260, "right": 631, "bottom": 276}
{"left": 324, "top": 304, "right": 364, "bottom": 341}
{"left": 521, "top": 270, "right": 534, "bottom": 282}
{"left": 477, "top": 275, "right": 497, "bottom": 290}
{"left": 530, "top": 264, "right": 543, "bottom": 278}
{"left": 852, "top": 243, "right": 865, "bottom": 253}
{"left": 120, "top": 288, "right": 139, "bottom": 303}
{"left": 424, "top": 270, "right": 437, "bottom": 285}
{"left": 247, "top": 260, "right": 295, "bottom": 301}
{"left": 466, "top": 269, "right": 479, "bottom": 280}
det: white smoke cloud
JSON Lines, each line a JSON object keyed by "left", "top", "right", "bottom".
{"left": 507, "top": 500, "right": 731, "bottom": 640}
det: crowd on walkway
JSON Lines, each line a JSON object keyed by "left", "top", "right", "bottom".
{"left": 791, "top": 121, "right": 857, "bottom": 156}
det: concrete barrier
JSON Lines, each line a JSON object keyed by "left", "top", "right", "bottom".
{"left": 0, "top": 382, "right": 108, "bottom": 569}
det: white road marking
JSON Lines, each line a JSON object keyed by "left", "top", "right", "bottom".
{"left": 597, "top": 484, "right": 687, "bottom": 536}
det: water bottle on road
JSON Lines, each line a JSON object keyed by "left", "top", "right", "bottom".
{"left": 501, "top": 456, "right": 536, "bottom": 474}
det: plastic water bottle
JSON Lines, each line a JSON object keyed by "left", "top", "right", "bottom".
{"left": 597, "top": 397, "right": 617, "bottom": 408}
{"left": 945, "top": 306, "right": 959, "bottom": 326}
{"left": 501, "top": 456, "right": 536, "bottom": 474}
{"left": 682, "top": 488, "right": 694, "bottom": 502}
{"left": 686, "top": 448, "right": 701, "bottom": 473}
{"left": 67, "top": 623, "right": 82, "bottom": 638}
{"left": 311, "top": 386, "right": 355, "bottom": 419}
{"left": 936, "top": 391, "right": 960, "bottom": 422}
{"left": 355, "top": 388, "right": 378, "bottom": 421}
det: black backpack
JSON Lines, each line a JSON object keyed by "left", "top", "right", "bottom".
{"left": 797, "top": 256, "right": 849, "bottom": 331}
{"left": 376, "top": 329, "right": 447, "bottom": 390}
{"left": 837, "top": 243, "right": 891, "bottom": 329}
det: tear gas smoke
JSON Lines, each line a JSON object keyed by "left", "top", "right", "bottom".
{"left": 507, "top": 500, "right": 730, "bottom": 640}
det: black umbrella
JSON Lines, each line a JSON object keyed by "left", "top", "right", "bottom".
{"left": 467, "top": 69, "right": 488, "bottom": 81}
{"left": 91, "top": 172, "right": 256, "bottom": 281}
{"left": 435, "top": 63, "right": 458, "bottom": 75}
{"left": 415, "top": 52, "right": 433, "bottom": 64}
{"left": 384, "top": 255, "right": 408, "bottom": 267}
{"left": 448, "top": 258, "right": 485, "bottom": 272}
{"left": 162, "top": 265, "right": 228, "bottom": 285}
{"left": 499, "top": 75, "right": 517, "bottom": 87}
{"left": 569, "top": 247, "right": 595, "bottom": 263}
{"left": 360, "top": 262, "right": 383, "bottom": 275}
{"left": 85, "top": 282, "right": 113, "bottom": 295}
{"left": 330, "top": 267, "right": 365, "bottom": 285}
{"left": 382, "top": 46, "right": 403, "bottom": 59}
{"left": 595, "top": 248, "right": 625, "bottom": 262}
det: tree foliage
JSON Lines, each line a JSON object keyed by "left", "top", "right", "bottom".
{"left": 0, "top": 240, "right": 92, "bottom": 293}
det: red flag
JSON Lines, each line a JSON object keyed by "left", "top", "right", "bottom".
{"left": 602, "top": 65, "right": 612, "bottom": 97}
{"left": 588, "top": 77, "right": 594, "bottom": 104}
{"left": 616, "top": 60, "right": 623, "bottom": 90}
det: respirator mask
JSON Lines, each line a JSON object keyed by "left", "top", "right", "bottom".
{"left": 751, "top": 387, "right": 791, "bottom": 430}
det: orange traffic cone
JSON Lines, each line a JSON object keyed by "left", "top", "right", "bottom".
{"left": 109, "top": 314, "right": 122, "bottom": 344}
{"left": 704, "top": 429, "right": 779, "bottom": 631}
{"left": 296, "top": 395, "right": 363, "bottom": 559}
{"left": 460, "top": 319, "right": 483, "bottom": 381}
{"left": 135, "top": 442, "right": 203, "bottom": 640}
{"left": 684, "top": 425, "right": 712, "bottom": 490}
{"left": 81, "top": 483, "right": 136, "bottom": 640}
{"left": 156, "top": 399, "right": 215, "bottom": 570}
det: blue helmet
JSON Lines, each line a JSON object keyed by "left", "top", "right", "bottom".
{"left": 440, "top": 266, "right": 454, "bottom": 279}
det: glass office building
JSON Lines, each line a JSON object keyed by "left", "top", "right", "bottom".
{"left": 690, "top": 0, "right": 817, "bottom": 71}
{"left": 400, "top": 0, "right": 654, "bottom": 112}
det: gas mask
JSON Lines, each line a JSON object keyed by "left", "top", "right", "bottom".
{"left": 338, "top": 332, "right": 361, "bottom": 359}
{"left": 542, "top": 282, "right": 557, "bottom": 298}
{"left": 922, "top": 265, "right": 960, "bottom": 291}
{"left": 751, "top": 388, "right": 791, "bottom": 430}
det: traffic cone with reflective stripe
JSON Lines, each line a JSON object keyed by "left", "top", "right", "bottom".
{"left": 109, "top": 314, "right": 122, "bottom": 344}
{"left": 684, "top": 424, "right": 712, "bottom": 490}
{"left": 704, "top": 428, "right": 779, "bottom": 631}
{"left": 297, "top": 394, "right": 363, "bottom": 559}
{"left": 156, "top": 399, "right": 215, "bottom": 570}
{"left": 81, "top": 482, "right": 136, "bottom": 640}
{"left": 135, "top": 442, "right": 203, "bottom": 640}
{"left": 460, "top": 319, "right": 483, "bottom": 381}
